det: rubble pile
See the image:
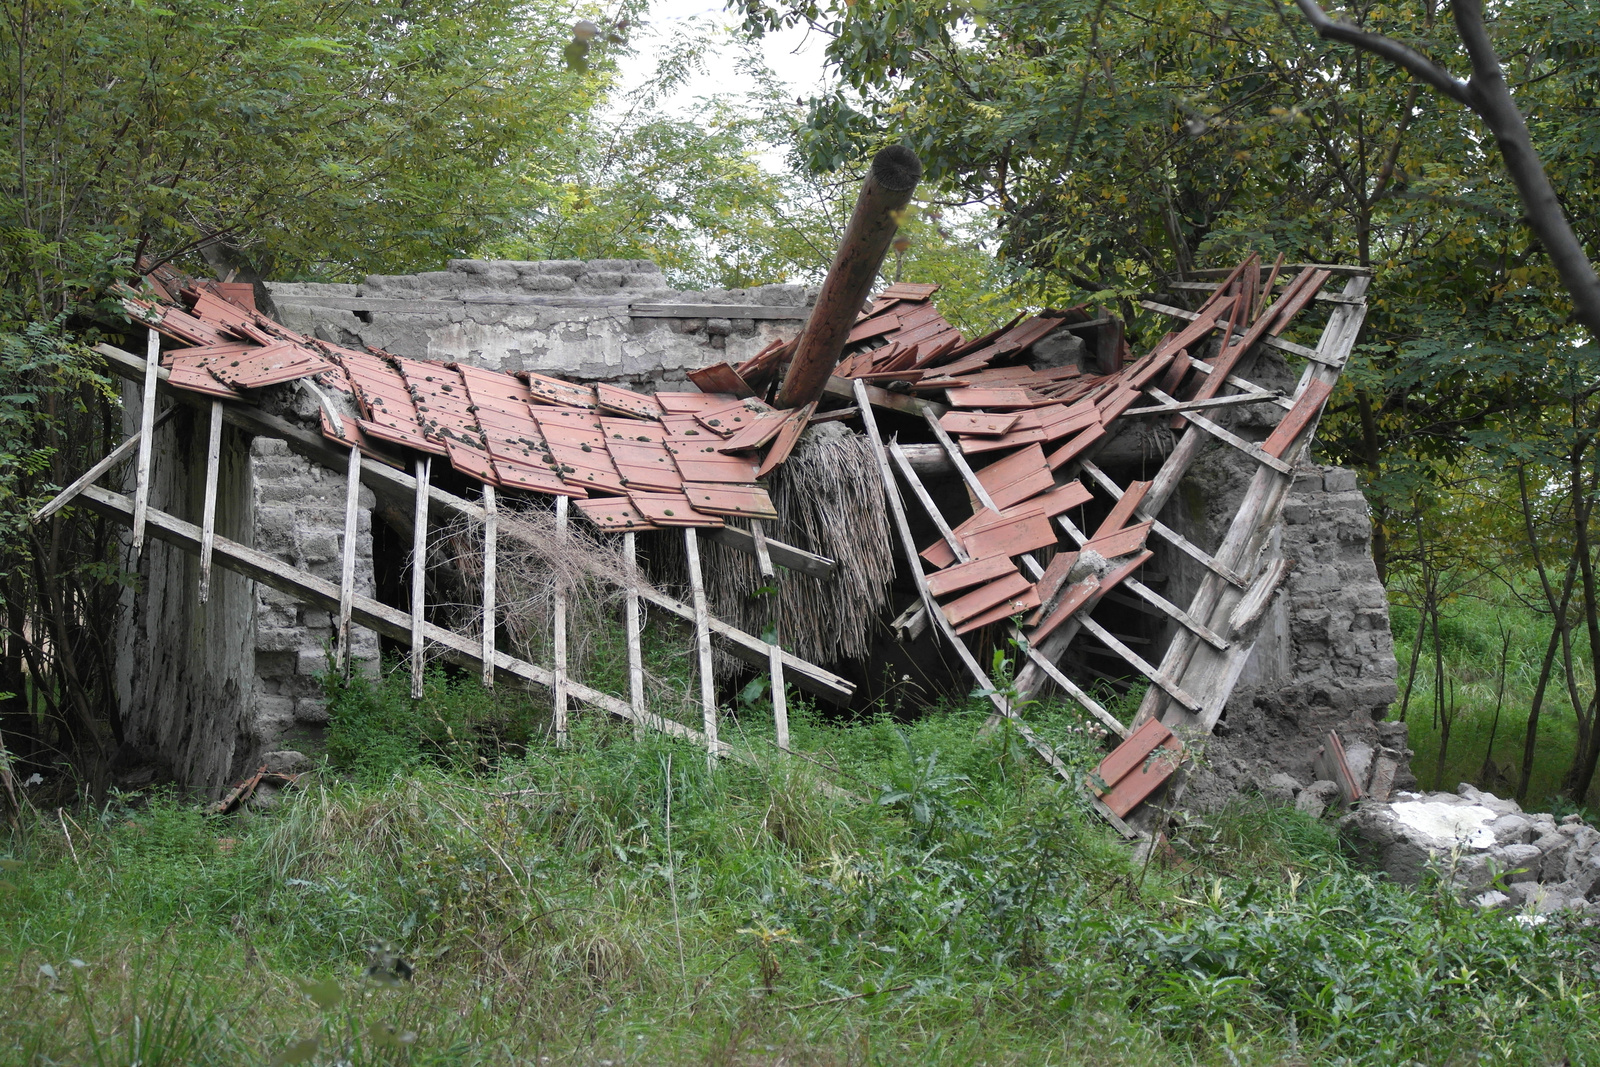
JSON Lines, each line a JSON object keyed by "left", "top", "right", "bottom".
{"left": 1340, "top": 783, "right": 1600, "bottom": 917}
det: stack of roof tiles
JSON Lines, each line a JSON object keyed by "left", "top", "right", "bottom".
{"left": 818, "top": 266, "right": 1334, "bottom": 644}
{"left": 121, "top": 261, "right": 1329, "bottom": 604}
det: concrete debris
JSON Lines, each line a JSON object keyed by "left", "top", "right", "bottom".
{"left": 1341, "top": 783, "right": 1600, "bottom": 917}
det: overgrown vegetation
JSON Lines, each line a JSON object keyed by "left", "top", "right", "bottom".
{"left": 2, "top": 670, "right": 1598, "bottom": 1065}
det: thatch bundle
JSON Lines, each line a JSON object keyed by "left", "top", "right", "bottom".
{"left": 653, "top": 422, "right": 895, "bottom": 673}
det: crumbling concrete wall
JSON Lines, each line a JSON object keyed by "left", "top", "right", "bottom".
{"left": 1160, "top": 451, "right": 1404, "bottom": 810}
{"left": 248, "top": 437, "right": 380, "bottom": 742}
{"left": 267, "top": 258, "right": 813, "bottom": 387}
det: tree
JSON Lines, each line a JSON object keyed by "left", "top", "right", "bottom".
{"left": 1, "top": 0, "right": 620, "bottom": 303}
{"left": 1294, "top": 0, "right": 1600, "bottom": 337}
{"left": 0, "top": 0, "right": 628, "bottom": 786}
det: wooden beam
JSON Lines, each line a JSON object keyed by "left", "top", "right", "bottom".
{"left": 623, "top": 532, "right": 646, "bottom": 740}
{"left": 1121, "top": 391, "right": 1280, "bottom": 417}
{"left": 131, "top": 328, "right": 161, "bottom": 557}
{"left": 31, "top": 407, "right": 177, "bottom": 524}
{"left": 553, "top": 494, "right": 570, "bottom": 745}
{"left": 855, "top": 379, "right": 1134, "bottom": 832}
{"left": 1078, "top": 460, "right": 1249, "bottom": 588}
{"left": 481, "top": 484, "right": 497, "bottom": 689}
{"left": 887, "top": 438, "right": 969, "bottom": 563}
{"left": 632, "top": 584, "right": 852, "bottom": 703}
{"left": 707, "top": 524, "right": 835, "bottom": 581}
{"left": 198, "top": 400, "right": 224, "bottom": 603}
{"left": 684, "top": 527, "right": 720, "bottom": 762}
{"left": 1145, "top": 387, "right": 1293, "bottom": 475}
{"left": 1078, "top": 614, "right": 1201, "bottom": 712}
{"left": 823, "top": 375, "right": 946, "bottom": 417}
{"left": 75, "top": 481, "right": 729, "bottom": 754}
{"left": 750, "top": 519, "right": 788, "bottom": 751}
{"left": 920, "top": 408, "right": 1046, "bottom": 580}
{"left": 410, "top": 456, "right": 431, "bottom": 699}
{"left": 337, "top": 444, "right": 361, "bottom": 678}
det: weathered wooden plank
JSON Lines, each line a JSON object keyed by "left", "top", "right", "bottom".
{"left": 410, "top": 456, "right": 431, "bottom": 699}
{"left": 338, "top": 444, "right": 362, "bottom": 678}
{"left": 684, "top": 527, "right": 720, "bottom": 762}
{"left": 75, "top": 481, "right": 732, "bottom": 755}
{"left": 622, "top": 532, "right": 646, "bottom": 738}
{"left": 554, "top": 494, "right": 571, "bottom": 744}
{"left": 1145, "top": 387, "right": 1293, "bottom": 474}
{"left": 131, "top": 328, "right": 161, "bottom": 557}
{"left": 888, "top": 439, "right": 970, "bottom": 564}
{"left": 481, "top": 483, "right": 497, "bottom": 689}
{"left": 197, "top": 400, "right": 225, "bottom": 603}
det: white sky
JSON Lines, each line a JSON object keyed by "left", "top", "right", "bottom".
{"left": 617, "top": 0, "right": 832, "bottom": 115}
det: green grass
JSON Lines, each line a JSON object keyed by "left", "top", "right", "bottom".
{"left": 1390, "top": 582, "right": 1596, "bottom": 812}
{"left": 2, "top": 667, "right": 1598, "bottom": 1065}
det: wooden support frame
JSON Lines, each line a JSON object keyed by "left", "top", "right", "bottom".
{"left": 337, "top": 444, "right": 361, "bottom": 678}
{"left": 85, "top": 339, "right": 864, "bottom": 789}
{"left": 481, "top": 484, "right": 497, "bottom": 689}
{"left": 855, "top": 380, "right": 1138, "bottom": 838}
{"left": 410, "top": 456, "right": 431, "bottom": 699}
{"left": 1130, "top": 275, "right": 1371, "bottom": 758}
{"left": 684, "top": 527, "right": 720, "bottom": 762}
{"left": 130, "top": 328, "right": 161, "bottom": 557}
{"left": 75, "top": 481, "right": 731, "bottom": 753}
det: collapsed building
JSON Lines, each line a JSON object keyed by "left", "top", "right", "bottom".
{"left": 51, "top": 148, "right": 1403, "bottom": 832}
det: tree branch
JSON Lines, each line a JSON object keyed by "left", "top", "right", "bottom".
{"left": 1292, "top": 0, "right": 1472, "bottom": 105}
{"left": 1294, "top": 0, "right": 1600, "bottom": 339}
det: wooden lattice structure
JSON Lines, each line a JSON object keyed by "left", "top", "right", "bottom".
{"left": 41, "top": 254, "right": 1367, "bottom": 830}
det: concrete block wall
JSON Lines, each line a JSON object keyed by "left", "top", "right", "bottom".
{"left": 267, "top": 258, "right": 814, "bottom": 388}
{"left": 248, "top": 438, "right": 379, "bottom": 740}
{"left": 241, "top": 258, "right": 815, "bottom": 750}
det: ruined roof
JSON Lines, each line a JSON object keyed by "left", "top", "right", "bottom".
{"left": 121, "top": 261, "right": 1341, "bottom": 657}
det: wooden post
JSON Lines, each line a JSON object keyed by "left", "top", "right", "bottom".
{"left": 553, "top": 494, "right": 570, "bottom": 744}
{"left": 131, "top": 328, "right": 160, "bottom": 557}
{"left": 623, "top": 531, "right": 646, "bottom": 739}
{"left": 337, "top": 444, "right": 361, "bottom": 678}
{"left": 198, "top": 400, "right": 224, "bottom": 604}
{"left": 410, "top": 456, "right": 431, "bottom": 699}
{"left": 684, "top": 527, "right": 719, "bottom": 763}
{"left": 774, "top": 147, "right": 923, "bottom": 409}
{"left": 751, "top": 519, "right": 789, "bottom": 751}
{"left": 481, "top": 484, "right": 497, "bottom": 690}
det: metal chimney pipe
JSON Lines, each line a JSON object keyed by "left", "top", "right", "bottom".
{"left": 774, "top": 146, "right": 923, "bottom": 409}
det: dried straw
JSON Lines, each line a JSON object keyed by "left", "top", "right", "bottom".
{"left": 659, "top": 422, "right": 894, "bottom": 672}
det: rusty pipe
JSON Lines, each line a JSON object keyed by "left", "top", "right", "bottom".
{"left": 774, "top": 146, "right": 923, "bottom": 409}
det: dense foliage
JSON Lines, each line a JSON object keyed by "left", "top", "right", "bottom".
{"left": 1, "top": 673, "right": 1596, "bottom": 1064}
{"left": 728, "top": 0, "right": 1600, "bottom": 803}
